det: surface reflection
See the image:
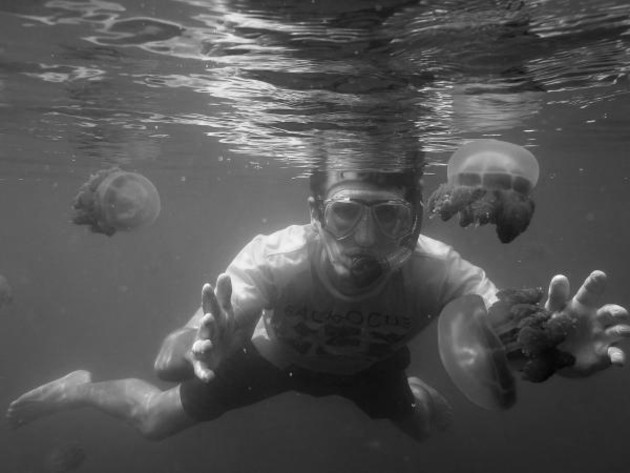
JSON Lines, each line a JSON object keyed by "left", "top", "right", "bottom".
{"left": 1, "top": 0, "right": 629, "bottom": 171}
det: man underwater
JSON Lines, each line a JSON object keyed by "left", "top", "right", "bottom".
{"left": 7, "top": 157, "right": 629, "bottom": 442}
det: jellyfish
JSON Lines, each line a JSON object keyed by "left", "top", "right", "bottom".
{"left": 427, "top": 139, "right": 539, "bottom": 243}
{"left": 0, "top": 274, "right": 13, "bottom": 310}
{"left": 438, "top": 289, "right": 575, "bottom": 410}
{"left": 45, "top": 443, "right": 86, "bottom": 473}
{"left": 72, "top": 167, "right": 161, "bottom": 236}
{"left": 438, "top": 295, "right": 516, "bottom": 410}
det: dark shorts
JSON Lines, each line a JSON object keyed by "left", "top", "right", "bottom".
{"left": 180, "top": 343, "right": 415, "bottom": 423}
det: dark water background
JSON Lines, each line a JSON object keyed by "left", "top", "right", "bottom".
{"left": 1, "top": 0, "right": 630, "bottom": 472}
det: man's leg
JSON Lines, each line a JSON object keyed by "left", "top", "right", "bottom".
{"left": 340, "top": 368, "right": 453, "bottom": 443}
{"left": 6, "top": 370, "right": 196, "bottom": 440}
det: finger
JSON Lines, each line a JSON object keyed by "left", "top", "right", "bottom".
{"left": 197, "top": 313, "right": 217, "bottom": 340}
{"left": 191, "top": 339, "right": 213, "bottom": 359}
{"left": 201, "top": 282, "right": 222, "bottom": 324}
{"left": 215, "top": 273, "right": 233, "bottom": 321}
{"left": 546, "top": 275, "right": 570, "bottom": 312}
{"left": 608, "top": 346, "right": 625, "bottom": 367}
{"left": 201, "top": 283, "right": 213, "bottom": 314}
{"left": 573, "top": 270, "right": 607, "bottom": 309}
{"left": 604, "top": 324, "right": 630, "bottom": 342}
{"left": 597, "top": 304, "right": 629, "bottom": 327}
{"left": 193, "top": 362, "right": 215, "bottom": 383}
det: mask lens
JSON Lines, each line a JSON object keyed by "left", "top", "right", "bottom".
{"left": 324, "top": 200, "right": 363, "bottom": 238}
{"left": 373, "top": 202, "right": 413, "bottom": 239}
{"left": 323, "top": 199, "right": 415, "bottom": 240}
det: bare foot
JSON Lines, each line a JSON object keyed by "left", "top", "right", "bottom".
{"left": 6, "top": 370, "right": 92, "bottom": 429}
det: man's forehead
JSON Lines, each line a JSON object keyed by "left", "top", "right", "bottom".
{"left": 326, "top": 180, "right": 405, "bottom": 200}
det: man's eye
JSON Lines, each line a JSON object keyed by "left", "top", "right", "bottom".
{"left": 331, "top": 202, "right": 361, "bottom": 221}
{"left": 374, "top": 205, "right": 399, "bottom": 223}
{"left": 375, "top": 204, "right": 408, "bottom": 223}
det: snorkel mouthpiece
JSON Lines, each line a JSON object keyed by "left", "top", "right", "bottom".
{"left": 350, "top": 255, "right": 383, "bottom": 286}
{"left": 348, "top": 244, "right": 413, "bottom": 287}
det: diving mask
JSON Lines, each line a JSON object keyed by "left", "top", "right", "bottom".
{"left": 320, "top": 197, "right": 417, "bottom": 241}
{"left": 316, "top": 196, "right": 421, "bottom": 293}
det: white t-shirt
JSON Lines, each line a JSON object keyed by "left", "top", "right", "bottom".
{"left": 226, "top": 224, "right": 498, "bottom": 375}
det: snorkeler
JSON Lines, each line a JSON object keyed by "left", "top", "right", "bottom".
{"left": 6, "top": 151, "right": 630, "bottom": 442}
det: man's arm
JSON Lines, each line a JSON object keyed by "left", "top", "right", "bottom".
{"left": 155, "top": 232, "right": 279, "bottom": 383}
{"left": 154, "top": 274, "right": 264, "bottom": 383}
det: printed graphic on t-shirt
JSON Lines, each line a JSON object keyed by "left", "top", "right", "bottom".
{"left": 269, "top": 302, "right": 412, "bottom": 362}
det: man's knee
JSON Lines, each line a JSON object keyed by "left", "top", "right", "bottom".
{"left": 139, "top": 416, "right": 174, "bottom": 441}
{"left": 405, "top": 377, "right": 453, "bottom": 439}
{"left": 135, "top": 388, "right": 195, "bottom": 441}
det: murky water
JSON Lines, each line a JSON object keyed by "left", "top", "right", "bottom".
{"left": 1, "top": 1, "right": 630, "bottom": 472}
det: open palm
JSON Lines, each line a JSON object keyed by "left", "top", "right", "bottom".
{"left": 546, "top": 270, "right": 630, "bottom": 377}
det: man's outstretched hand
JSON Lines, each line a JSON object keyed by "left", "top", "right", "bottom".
{"left": 190, "top": 273, "right": 236, "bottom": 382}
{"left": 546, "top": 270, "right": 630, "bottom": 377}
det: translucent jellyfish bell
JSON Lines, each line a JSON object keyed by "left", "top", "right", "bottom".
{"left": 428, "top": 140, "right": 540, "bottom": 243}
{"left": 438, "top": 295, "right": 516, "bottom": 410}
{"left": 72, "top": 167, "right": 161, "bottom": 236}
{"left": 447, "top": 139, "right": 539, "bottom": 194}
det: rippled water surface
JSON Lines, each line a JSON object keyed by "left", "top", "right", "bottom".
{"left": 1, "top": 1, "right": 630, "bottom": 472}
{"left": 2, "top": 0, "right": 630, "bottom": 172}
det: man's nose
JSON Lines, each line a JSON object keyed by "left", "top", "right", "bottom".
{"left": 353, "top": 212, "right": 377, "bottom": 247}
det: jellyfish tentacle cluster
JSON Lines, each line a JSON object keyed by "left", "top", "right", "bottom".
{"left": 72, "top": 168, "right": 111, "bottom": 234}
{"left": 427, "top": 140, "right": 539, "bottom": 243}
{"left": 487, "top": 287, "right": 576, "bottom": 382}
